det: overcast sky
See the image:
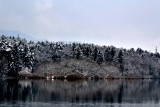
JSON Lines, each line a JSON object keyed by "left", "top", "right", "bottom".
{"left": 0, "top": 0, "right": 160, "bottom": 52}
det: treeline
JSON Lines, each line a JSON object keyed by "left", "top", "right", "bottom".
{"left": 0, "top": 35, "right": 35, "bottom": 77}
{"left": 0, "top": 35, "right": 160, "bottom": 78}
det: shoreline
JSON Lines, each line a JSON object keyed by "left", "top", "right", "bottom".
{"left": 13, "top": 72, "right": 159, "bottom": 80}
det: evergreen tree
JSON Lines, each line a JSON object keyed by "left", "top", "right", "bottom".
{"left": 117, "top": 50, "right": 124, "bottom": 75}
{"left": 27, "top": 45, "right": 35, "bottom": 71}
{"left": 0, "top": 49, "right": 10, "bottom": 78}
{"left": 83, "top": 46, "right": 91, "bottom": 57}
{"left": 23, "top": 45, "right": 29, "bottom": 66}
{"left": 110, "top": 47, "right": 116, "bottom": 61}
{"left": 71, "top": 43, "right": 76, "bottom": 57}
{"left": 92, "top": 47, "right": 98, "bottom": 61}
{"left": 74, "top": 46, "right": 82, "bottom": 59}
{"left": 136, "top": 48, "right": 143, "bottom": 55}
{"left": 97, "top": 51, "right": 103, "bottom": 65}
{"left": 104, "top": 48, "right": 110, "bottom": 61}
{"left": 22, "top": 45, "right": 35, "bottom": 70}
{"left": 8, "top": 44, "right": 22, "bottom": 77}
{"left": 104, "top": 47, "right": 116, "bottom": 62}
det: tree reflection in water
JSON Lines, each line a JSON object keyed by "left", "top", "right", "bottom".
{"left": 0, "top": 79, "right": 160, "bottom": 104}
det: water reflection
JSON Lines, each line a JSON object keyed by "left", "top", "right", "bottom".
{"left": 0, "top": 79, "right": 160, "bottom": 105}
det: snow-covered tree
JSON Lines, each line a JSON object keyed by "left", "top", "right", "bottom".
{"left": 0, "top": 35, "right": 160, "bottom": 78}
{"left": 96, "top": 51, "right": 103, "bottom": 65}
{"left": 104, "top": 47, "right": 116, "bottom": 62}
{"left": 74, "top": 46, "right": 82, "bottom": 59}
{"left": 117, "top": 50, "right": 124, "bottom": 75}
{"left": 91, "top": 47, "right": 98, "bottom": 61}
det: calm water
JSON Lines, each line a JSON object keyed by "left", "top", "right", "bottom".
{"left": 0, "top": 79, "right": 160, "bottom": 107}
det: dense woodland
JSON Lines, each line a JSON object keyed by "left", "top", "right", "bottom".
{"left": 0, "top": 35, "right": 160, "bottom": 78}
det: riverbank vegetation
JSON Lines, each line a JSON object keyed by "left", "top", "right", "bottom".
{"left": 0, "top": 35, "right": 160, "bottom": 79}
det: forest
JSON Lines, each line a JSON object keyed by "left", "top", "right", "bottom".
{"left": 0, "top": 35, "right": 160, "bottom": 79}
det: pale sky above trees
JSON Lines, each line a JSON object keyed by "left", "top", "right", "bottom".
{"left": 0, "top": 0, "right": 160, "bottom": 52}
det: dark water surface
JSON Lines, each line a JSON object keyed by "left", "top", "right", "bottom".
{"left": 0, "top": 79, "right": 160, "bottom": 107}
